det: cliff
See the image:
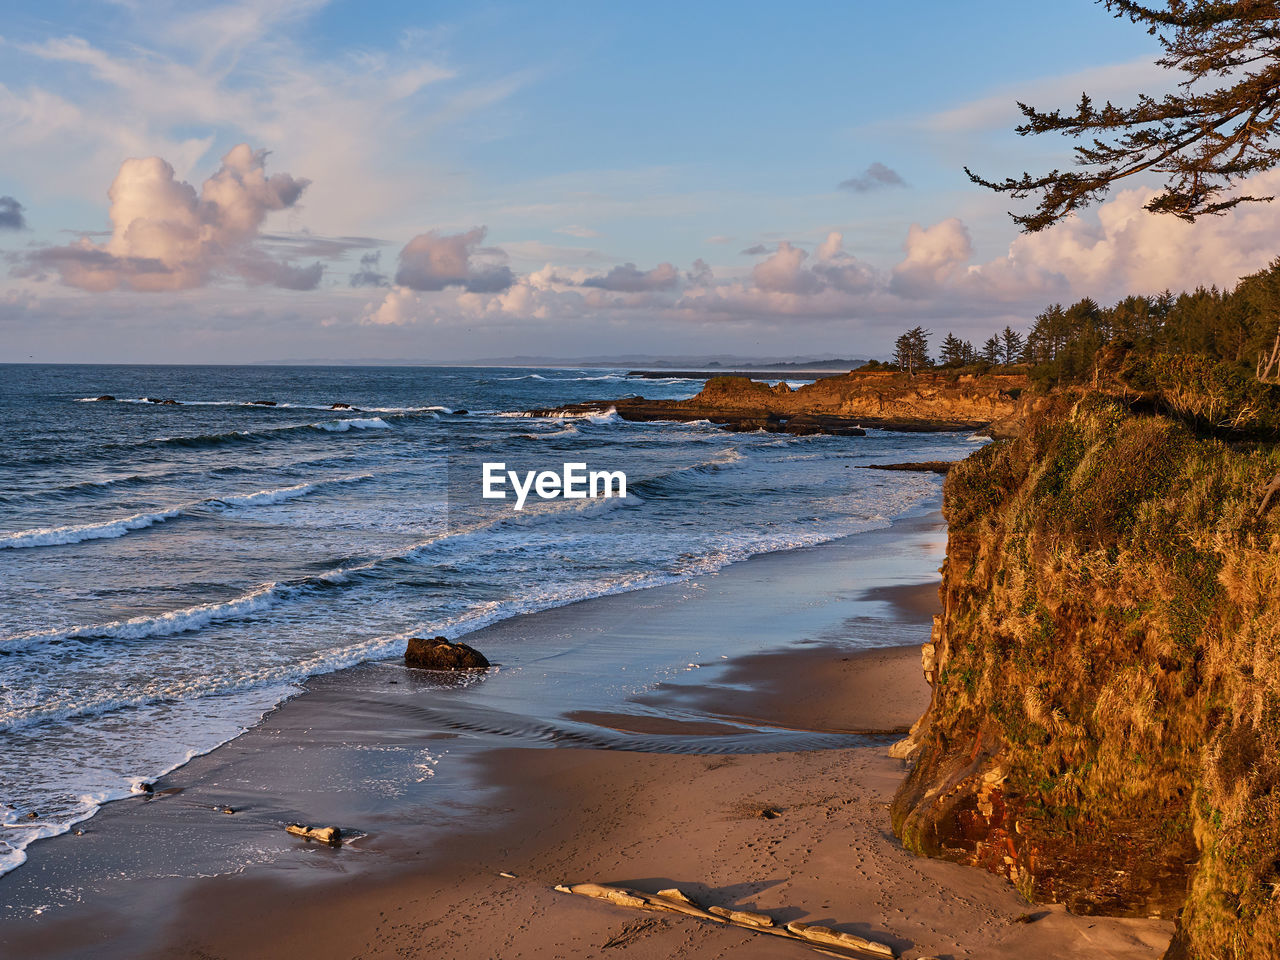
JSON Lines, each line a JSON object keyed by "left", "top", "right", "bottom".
{"left": 530, "top": 370, "right": 1029, "bottom": 434}
{"left": 891, "top": 387, "right": 1280, "bottom": 959}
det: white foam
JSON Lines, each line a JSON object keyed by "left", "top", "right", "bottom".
{"left": 317, "top": 417, "right": 392, "bottom": 432}
{"left": 0, "top": 475, "right": 373, "bottom": 550}
{"left": 0, "top": 507, "right": 185, "bottom": 549}
{"left": 0, "top": 582, "right": 286, "bottom": 655}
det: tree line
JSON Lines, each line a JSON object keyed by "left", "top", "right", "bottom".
{"left": 876, "top": 257, "right": 1280, "bottom": 386}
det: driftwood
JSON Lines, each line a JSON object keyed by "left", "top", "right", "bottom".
{"left": 1258, "top": 327, "right": 1280, "bottom": 383}
{"left": 1258, "top": 473, "right": 1280, "bottom": 517}
{"left": 554, "top": 882, "right": 896, "bottom": 959}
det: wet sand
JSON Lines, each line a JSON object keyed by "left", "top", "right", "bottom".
{"left": 0, "top": 507, "right": 1173, "bottom": 959}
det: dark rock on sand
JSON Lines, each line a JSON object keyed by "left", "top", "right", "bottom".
{"left": 405, "top": 636, "right": 490, "bottom": 670}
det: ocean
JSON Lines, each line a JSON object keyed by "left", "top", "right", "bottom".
{"left": 0, "top": 364, "right": 977, "bottom": 879}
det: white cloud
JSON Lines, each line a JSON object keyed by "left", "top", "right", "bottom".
{"left": 890, "top": 218, "right": 972, "bottom": 298}
{"left": 22, "top": 144, "right": 319, "bottom": 291}
{"left": 393, "top": 227, "right": 514, "bottom": 293}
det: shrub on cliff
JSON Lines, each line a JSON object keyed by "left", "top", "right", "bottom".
{"left": 1117, "top": 353, "right": 1280, "bottom": 437}
{"left": 893, "top": 390, "right": 1280, "bottom": 960}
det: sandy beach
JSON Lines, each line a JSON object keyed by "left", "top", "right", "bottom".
{"left": 0, "top": 507, "right": 1172, "bottom": 959}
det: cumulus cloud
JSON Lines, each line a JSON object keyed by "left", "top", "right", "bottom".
{"left": 752, "top": 241, "right": 822, "bottom": 295}
{"left": 343, "top": 167, "right": 1280, "bottom": 354}
{"left": 21, "top": 144, "right": 319, "bottom": 292}
{"left": 394, "top": 227, "right": 514, "bottom": 293}
{"left": 581, "top": 261, "right": 679, "bottom": 292}
{"left": 747, "top": 233, "right": 874, "bottom": 296}
{"left": 0, "top": 196, "right": 27, "bottom": 230}
{"left": 740, "top": 243, "right": 771, "bottom": 256}
{"left": 838, "top": 162, "right": 907, "bottom": 193}
{"left": 889, "top": 218, "right": 973, "bottom": 299}
{"left": 350, "top": 251, "right": 389, "bottom": 288}
{"left": 686, "top": 258, "right": 714, "bottom": 287}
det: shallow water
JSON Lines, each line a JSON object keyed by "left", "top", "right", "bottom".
{"left": 0, "top": 363, "right": 977, "bottom": 877}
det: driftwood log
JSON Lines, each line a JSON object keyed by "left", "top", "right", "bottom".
{"left": 554, "top": 881, "right": 897, "bottom": 959}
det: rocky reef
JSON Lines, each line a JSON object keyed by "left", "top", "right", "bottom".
{"left": 891, "top": 386, "right": 1280, "bottom": 959}
{"left": 529, "top": 370, "right": 1028, "bottom": 434}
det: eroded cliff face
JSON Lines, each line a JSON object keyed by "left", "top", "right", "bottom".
{"left": 891, "top": 391, "right": 1280, "bottom": 959}
{"left": 689, "top": 371, "right": 1028, "bottom": 426}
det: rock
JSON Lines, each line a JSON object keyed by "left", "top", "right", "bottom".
{"left": 219, "top": 806, "right": 235, "bottom": 815}
{"left": 452, "top": 409, "right": 469, "bottom": 415}
{"left": 145, "top": 397, "right": 180, "bottom": 405}
{"left": 329, "top": 402, "right": 353, "bottom": 409}
{"left": 94, "top": 395, "right": 115, "bottom": 402}
{"left": 404, "top": 636, "right": 490, "bottom": 670}
{"left": 286, "top": 823, "right": 342, "bottom": 845}
{"left": 862, "top": 462, "right": 952, "bottom": 474}
{"left": 24, "top": 812, "right": 37, "bottom": 820}
{"left": 249, "top": 400, "right": 277, "bottom": 406}
{"left": 722, "top": 418, "right": 772, "bottom": 433}
{"left": 708, "top": 905, "right": 774, "bottom": 927}
{"left": 888, "top": 736, "right": 919, "bottom": 760}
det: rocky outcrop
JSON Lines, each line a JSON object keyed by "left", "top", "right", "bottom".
{"left": 861, "top": 462, "right": 952, "bottom": 474}
{"left": 529, "top": 371, "right": 1027, "bottom": 434}
{"left": 404, "top": 636, "right": 490, "bottom": 670}
{"left": 892, "top": 390, "right": 1280, "bottom": 959}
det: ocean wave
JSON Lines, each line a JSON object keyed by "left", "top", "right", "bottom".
{"left": 0, "top": 507, "right": 187, "bottom": 550}
{"left": 75, "top": 397, "right": 449, "bottom": 414}
{"left": 316, "top": 417, "right": 392, "bottom": 432}
{"left": 0, "top": 475, "right": 373, "bottom": 551}
{"left": 493, "top": 406, "right": 621, "bottom": 423}
{"left": 519, "top": 423, "right": 580, "bottom": 439}
{"left": 144, "top": 416, "right": 397, "bottom": 449}
{"left": 0, "top": 582, "right": 289, "bottom": 654}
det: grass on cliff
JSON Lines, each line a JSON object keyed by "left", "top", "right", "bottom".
{"left": 915, "top": 390, "right": 1280, "bottom": 957}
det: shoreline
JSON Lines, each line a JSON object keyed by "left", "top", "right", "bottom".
{"left": 0, "top": 502, "right": 1172, "bottom": 959}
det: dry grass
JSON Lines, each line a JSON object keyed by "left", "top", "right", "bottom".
{"left": 893, "top": 390, "right": 1280, "bottom": 957}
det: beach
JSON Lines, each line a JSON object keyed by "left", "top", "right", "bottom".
{"left": 0, "top": 506, "right": 1172, "bottom": 960}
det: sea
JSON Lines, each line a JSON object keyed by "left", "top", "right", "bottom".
{"left": 0, "top": 364, "right": 978, "bottom": 879}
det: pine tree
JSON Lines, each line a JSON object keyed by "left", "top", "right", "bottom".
{"left": 1001, "top": 326, "right": 1025, "bottom": 366}
{"left": 939, "top": 332, "right": 967, "bottom": 367}
{"left": 969, "top": 2, "right": 1280, "bottom": 231}
{"left": 982, "top": 334, "right": 1002, "bottom": 365}
{"left": 894, "top": 326, "right": 932, "bottom": 376}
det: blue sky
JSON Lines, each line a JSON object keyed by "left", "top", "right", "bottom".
{"left": 2, "top": 0, "right": 1274, "bottom": 363}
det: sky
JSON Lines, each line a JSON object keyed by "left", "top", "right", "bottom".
{"left": 3, "top": 0, "right": 1279, "bottom": 363}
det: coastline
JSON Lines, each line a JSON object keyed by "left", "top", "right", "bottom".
{"left": 0, "top": 501, "right": 1171, "bottom": 959}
